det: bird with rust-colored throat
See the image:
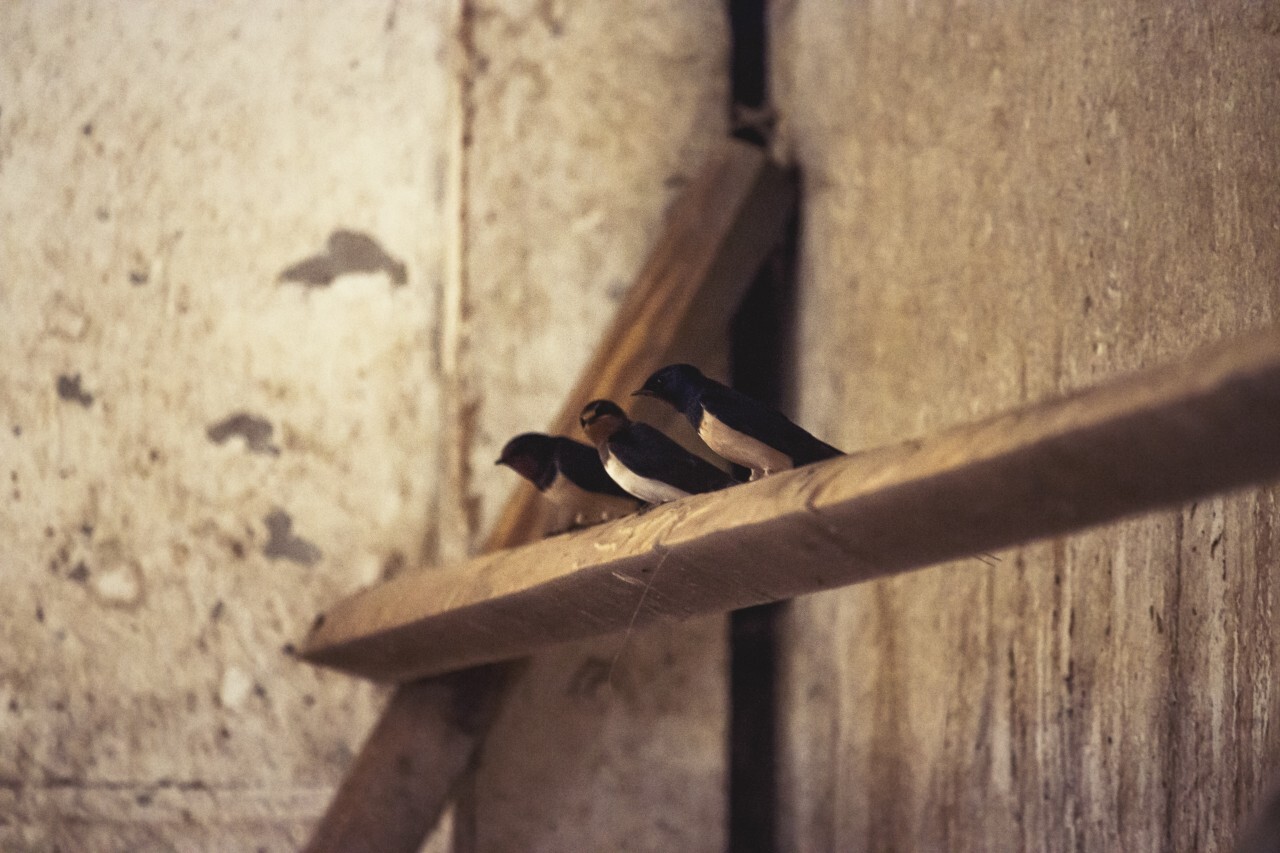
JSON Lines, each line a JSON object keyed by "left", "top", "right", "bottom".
{"left": 496, "top": 432, "right": 642, "bottom": 525}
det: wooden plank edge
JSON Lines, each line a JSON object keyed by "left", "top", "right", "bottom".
{"left": 299, "top": 326, "right": 1280, "bottom": 683}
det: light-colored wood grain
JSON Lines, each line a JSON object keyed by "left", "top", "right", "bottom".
{"left": 302, "top": 665, "right": 513, "bottom": 853}
{"left": 303, "top": 137, "right": 796, "bottom": 852}
{"left": 301, "top": 326, "right": 1280, "bottom": 682}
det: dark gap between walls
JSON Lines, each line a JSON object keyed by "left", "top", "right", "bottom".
{"left": 729, "top": 0, "right": 769, "bottom": 147}
{"left": 728, "top": 3, "right": 790, "bottom": 849}
{"left": 728, "top": 225, "right": 797, "bottom": 853}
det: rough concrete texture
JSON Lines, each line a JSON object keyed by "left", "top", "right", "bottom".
{"left": 1, "top": 2, "right": 453, "bottom": 849}
{"left": 449, "top": 0, "right": 731, "bottom": 551}
{"left": 471, "top": 618, "right": 728, "bottom": 853}
{"left": 11, "top": 0, "right": 1269, "bottom": 849}
{"left": 456, "top": 2, "right": 732, "bottom": 850}
{"left": 771, "top": 1, "right": 1280, "bottom": 850}
{"left": 2, "top": 0, "right": 732, "bottom": 848}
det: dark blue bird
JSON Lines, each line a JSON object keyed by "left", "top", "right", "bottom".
{"left": 497, "top": 433, "right": 642, "bottom": 523}
{"left": 579, "top": 400, "right": 738, "bottom": 504}
{"left": 635, "top": 363, "right": 843, "bottom": 480}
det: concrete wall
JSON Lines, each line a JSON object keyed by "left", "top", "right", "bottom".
{"left": 4, "top": 0, "right": 1278, "bottom": 850}
{"left": 1, "top": 0, "right": 730, "bottom": 849}
{"left": 772, "top": 1, "right": 1280, "bottom": 850}
{"left": 1, "top": 2, "right": 453, "bottom": 849}
{"left": 458, "top": 3, "right": 731, "bottom": 851}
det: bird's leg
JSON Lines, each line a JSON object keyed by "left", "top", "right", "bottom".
{"left": 543, "top": 511, "right": 590, "bottom": 538}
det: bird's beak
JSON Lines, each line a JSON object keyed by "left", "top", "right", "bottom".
{"left": 632, "top": 388, "right": 652, "bottom": 398}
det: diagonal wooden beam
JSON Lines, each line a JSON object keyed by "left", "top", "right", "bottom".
{"left": 301, "top": 326, "right": 1280, "bottom": 683}
{"left": 302, "top": 664, "right": 516, "bottom": 853}
{"left": 302, "top": 138, "right": 796, "bottom": 852}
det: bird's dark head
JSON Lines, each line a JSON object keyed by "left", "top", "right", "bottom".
{"left": 579, "top": 399, "right": 628, "bottom": 445}
{"left": 634, "top": 363, "right": 705, "bottom": 411}
{"left": 496, "top": 432, "right": 558, "bottom": 489}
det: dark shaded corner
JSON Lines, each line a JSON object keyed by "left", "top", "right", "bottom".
{"left": 727, "top": 0, "right": 792, "bottom": 849}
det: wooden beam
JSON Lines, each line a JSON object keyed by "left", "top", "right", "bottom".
{"left": 302, "top": 137, "right": 796, "bottom": 852}
{"left": 302, "top": 664, "right": 516, "bottom": 853}
{"left": 301, "top": 326, "right": 1280, "bottom": 683}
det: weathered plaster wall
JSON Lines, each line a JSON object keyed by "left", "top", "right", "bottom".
{"left": 457, "top": 2, "right": 732, "bottom": 850}
{"left": 2, "top": 0, "right": 732, "bottom": 849}
{"left": 772, "top": 2, "right": 1280, "bottom": 850}
{"left": 11, "top": 1, "right": 1270, "bottom": 850}
{"left": 1, "top": 2, "right": 453, "bottom": 848}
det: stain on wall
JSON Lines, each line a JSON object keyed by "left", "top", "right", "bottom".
{"left": 54, "top": 374, "right": 94, "bottom": 408}
{"left": 279, "top": 229, "right": 408, "bottom": 288}
{"left": 262, "top": 508, "right": 323, "bottom": 567}
{"left": 206, "top": 412, "right": 280, "bottom": 456}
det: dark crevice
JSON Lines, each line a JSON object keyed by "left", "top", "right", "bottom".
{"left": 728, "top": 0, "right": 770, "bottom": 147}
{"left": 727, "top": 229, "right": 797, "bottom": 853}
{"left": 727, "top": 2, "right": 789, "bottom": 847}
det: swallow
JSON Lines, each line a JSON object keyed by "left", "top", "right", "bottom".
{"left": 635, "top": 363, "right": 843, "bottom": 480}
{"left": 579, "top": 399, "right": 738, "bottom": 504}
{"left": 497, "top": 433, "right": 643, "bottom": 523}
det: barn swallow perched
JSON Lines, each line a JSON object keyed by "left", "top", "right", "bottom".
{"left": 579, "top": 399, "right": 738, "bottom": 504}
{"left": 635, "top": 363, "right": 843, "bottom": 480}
{"left": 497, "top": 433, "right": 643, "bottom": 523}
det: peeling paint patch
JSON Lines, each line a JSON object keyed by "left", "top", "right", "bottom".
{"left": 279, "top": 229, "right": 407, "bottom": 287}
{"left": 45, "top": 297, "right": 89, "bottom": 341}
{"left": 262, "top": 509, "right": 322, "bottom": 566}
{"left": 219, "top": 667, "right": 254, "bottom": 710}
{"left": 206, "top": 412, "right": 280, "bottom": 456}
{"left": 90, "top": 562, "right": 143, "bottom": 608}
{"left": 55, "top": 374, "right": 94, "bottom": 407}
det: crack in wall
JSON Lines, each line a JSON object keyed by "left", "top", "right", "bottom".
{"left": 438, "top": 0, "right": 483, "bottom": 559}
